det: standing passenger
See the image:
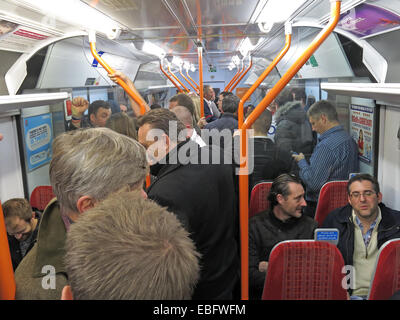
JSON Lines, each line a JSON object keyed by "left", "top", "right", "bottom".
{"left": 292, "top": 100, "right": 359, "bottom": 218}
{"left": 137, "top": 109, "right": 239, "bottom": 300}
{"left": 14, "top": 128, "right": 148, "bottom": 299}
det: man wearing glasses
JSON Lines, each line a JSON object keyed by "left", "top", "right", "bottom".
{"left": 322, "top": 173, "right": 400, "bottom": 299}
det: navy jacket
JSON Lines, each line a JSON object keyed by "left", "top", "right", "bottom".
{"left": 322, "top": 203, "right": 400, "bottom": 267}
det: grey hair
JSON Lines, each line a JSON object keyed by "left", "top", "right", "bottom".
{"left": 50, "top": 128, "right": 148, "bottom": 213}
{"left": 307, "top": 100, "right": 338, "bottom": 122}
{"left": 65, "top": 191, "right": 201, "bottom": 300}
{"left": 222, "top": 94, "right": 240, "bottom": 114}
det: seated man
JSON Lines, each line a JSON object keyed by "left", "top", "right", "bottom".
{"left": 15, "top": 128, "right": 148, "bottom": 299}
{"left": 249, "top": 173, "right": 318, "bottom": 299}
{"left": 322, "top": 173, "right": 400, "bottom": 299}
{"left": 62, "top": 191, "right": 200, "bottom": 300}
{"left": 2, "top": 198, "right": 40, "bottom": 271}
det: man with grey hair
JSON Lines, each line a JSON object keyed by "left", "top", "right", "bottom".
{"left": 14, "top": 128, "right": 148, "bottom": 299}
{"left": 292, "top": 100, "right": 359, "bottom": 218}
{"left": 62, "top": 191, "right": 200, "bottom": 300}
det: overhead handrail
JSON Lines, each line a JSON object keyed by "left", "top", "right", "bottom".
{"left": 238, "top": 23, "right": 292, "bottom": 127}
{"left": 238, "top": 0, "right": 342, "bottom": 300}
{"left": 186, "top": 69, "right": 200, "bottom": 91}
{"left": 167, "top": 65, "right": 190, "bottom": 93}
{"left": 160, "top": 62, "right": 184, "bottom": 93}
{"left": 0, "top": 203, "right": 15, "bottom": 300}
{"left": 88, "top": 31, "right": 148, "bottom": 115}
{"left": 225, "top": 63, "right": 244, "bottom": 92}
{"left": 179, "top": 68, "right": 199, "bottom": 93}
{"left": 230, "top": 56, "right": 253, "bottom": 92}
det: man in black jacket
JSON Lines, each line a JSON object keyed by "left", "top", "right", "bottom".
{"left": 249, "top": 174, "right": 318, "bottom": 299}
{"left": 2, "top": 198, "right": 40, "bottom": 270}
{"left": 137, "top": 108, "right": 239, "bottom": 300}
{"left": 322, "top": 173, "right": 400, "bottom": 299}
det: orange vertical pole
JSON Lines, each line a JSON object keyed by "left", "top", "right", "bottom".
{"left": 167, "top": 65, "right": 190, "bottom": 93}
{"left": 230, "top": 57, "right": 253, "bottom": 92}
{"left": 186, "top": 69, "right": 200, "bottom": 90}
{"left": 180, "top": 68, "right": 198, "bottom": 93}
{"left": 89, "top": 33, "right": 148, "bottom": 115}
{"left": 238, "top": 1, "right": 341, "bottom": 300}
{"left": 160, "top": 62, "right": 184, "bottom": 93}
{"left": 198, "top": 47, "right": 204, "bottom": 118}
{"left": 238, "top": 25, "right": 292, "bottom": 127}
{"left": 0, "top": 203, "right": 15, "bottom": 300}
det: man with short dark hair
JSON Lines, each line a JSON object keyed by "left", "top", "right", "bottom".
{"left": 137, "top": 108, "right": 239, "bottom": 300}
{"left": 66, "top": 99, "right": 112, "bottom": 130}
{"left": 322, "top": 173, "right": 400, "bottom": 299}
{"left": 249, "top": 173, "right": 318, "bottom": 299}
{"left": 204, "top": 94, "right": 239, "bottom": 133}
{"left": 292, "top": 100, "right": 359, "bottom": 217}
{"left": 2, "top": 198, "right": 40, "bottom": 270}
{"left": 202, "top": 85, "right": 219, "bottom": 122}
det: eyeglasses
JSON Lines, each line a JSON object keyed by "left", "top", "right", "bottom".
{"left": 350, "top": 190, "right": 376, "bottom": 199}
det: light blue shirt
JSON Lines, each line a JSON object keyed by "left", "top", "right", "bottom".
{"left": 297, "top": 125, "right": 359, "bottom": 202}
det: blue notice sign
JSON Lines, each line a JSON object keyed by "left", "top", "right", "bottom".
{"left": 23, "top": 113, "right": 53, "bottom": 171}
{"left": 314, "top": 228, "right": 339, "bottom": 245}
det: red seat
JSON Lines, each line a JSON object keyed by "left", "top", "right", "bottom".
{"left": 30, "top": 186, "right": 55, "bottom": 211}
{"left": 315, "top": 180, "right": 348, "bottom": 226}
{"left": 249, "top": 182, "right": 272, "bottom": 219}
{"left": 368, "top": 238, "right": 400, "bottom": 300}
{"left": 262, "top": 240, "right": 348, "bottom": 300}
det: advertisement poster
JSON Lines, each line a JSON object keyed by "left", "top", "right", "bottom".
{"left": 350, "top": 105, "right": 374, "bottom": 164}
{"left": 338, "top": 3, "right": 400, "bottom": 38}
{"left": 23, "top": 113, "right": 53, "bottom": 171}
{"left": 0, "top": 19, "right": 52, "bottom": 52}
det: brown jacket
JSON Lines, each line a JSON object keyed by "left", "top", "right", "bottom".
{"left": 14, "top": 199, "right": 68, "bottom": 300}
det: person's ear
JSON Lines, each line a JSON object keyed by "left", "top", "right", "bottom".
{"left": 377, "top": 192, "right": 383, "bottom": 203}
{"left": 276, "top": 194, "right": 284, "bottom": 205}
{"left": 76, "top": 196, "right": 96, "bottom": 214}
{"left": 61, "top": 285, "right": 74, "bottom": 300}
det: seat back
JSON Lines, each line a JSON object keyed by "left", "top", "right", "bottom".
{"left": 30, "top": 186, "right": 55, "bottom": 211}
{"left": 262, "top": 240, "right": 348, "bottom": 300}
{"left": 249, "top": 182, "right": 272, "bottom": 219}
{"left": 315, "top": 180, "right": 348, "bottom": 226}
{"left": 368, "top": 239, "right": 400, "bottom": 300}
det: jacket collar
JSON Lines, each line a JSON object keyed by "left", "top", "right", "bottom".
{"left": 32, "top": 198, "right": 67, "bottom": 277}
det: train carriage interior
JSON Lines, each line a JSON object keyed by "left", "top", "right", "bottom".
{"left": 0, "top": 0, "right": 400, "bottom": 301}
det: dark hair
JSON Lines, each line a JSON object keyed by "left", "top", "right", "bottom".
{"left": 275, "top": 88, "right": 292, "bottom": 107}
{"left": 268, "top": 174, "right": 303, "bottom": 208}
{"left": 2, "top": 198, "right": 32, "bottom": 222}
{"left": 347, "top": 173, "right": 380, "bottom": 195}
{"left": 222, "top": 94, "right": 240, "bottom": 114}
{"left": 88, "top": 100, "right": 111, "bottom": 117}
{"left": 137, "top": 108, "right": 186, "bottom": 142}
{"left": 150, "top": 103, "right": 162, "bottom": 110}
{"left": 219, "top": 91, "right": 233, "bottom": 98}
{"left": 169, "top": 94, "right": 195, "bottom": 116}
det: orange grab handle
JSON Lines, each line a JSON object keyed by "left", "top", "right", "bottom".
{"left": 180, "top": 69, "right": 198, "bottom": 93}
{"left": 160, "top": 62, "right": 184, "bottom": 93}
{"left": 186, "top": 69, "right": 200, "bottom": 90}
{"left": 238, "top": 33, "right": 291, "bottom": 127}
{"left": 0, "top": 203, "right": 16, "bottom": 300}
{"left": 89, "top": 42, "right": 147, "bottom": 115}
{"left": 230, "top": 58, "right": 253, "bottom": 92}
{"left": 198, "top": 47, "right": 204, "bottom": 118}
{"left": 225, "top": 65, "right": 244, "bottom": 92}
{"left": 167, "top": 65, "right": 190, "bottom": 93}
{"left": 238, "top": 0, "right": 341, "bottom": 300}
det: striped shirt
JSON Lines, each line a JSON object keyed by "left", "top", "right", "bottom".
{"left": 297, "top": 125, "right": 359, "bottom": 202}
